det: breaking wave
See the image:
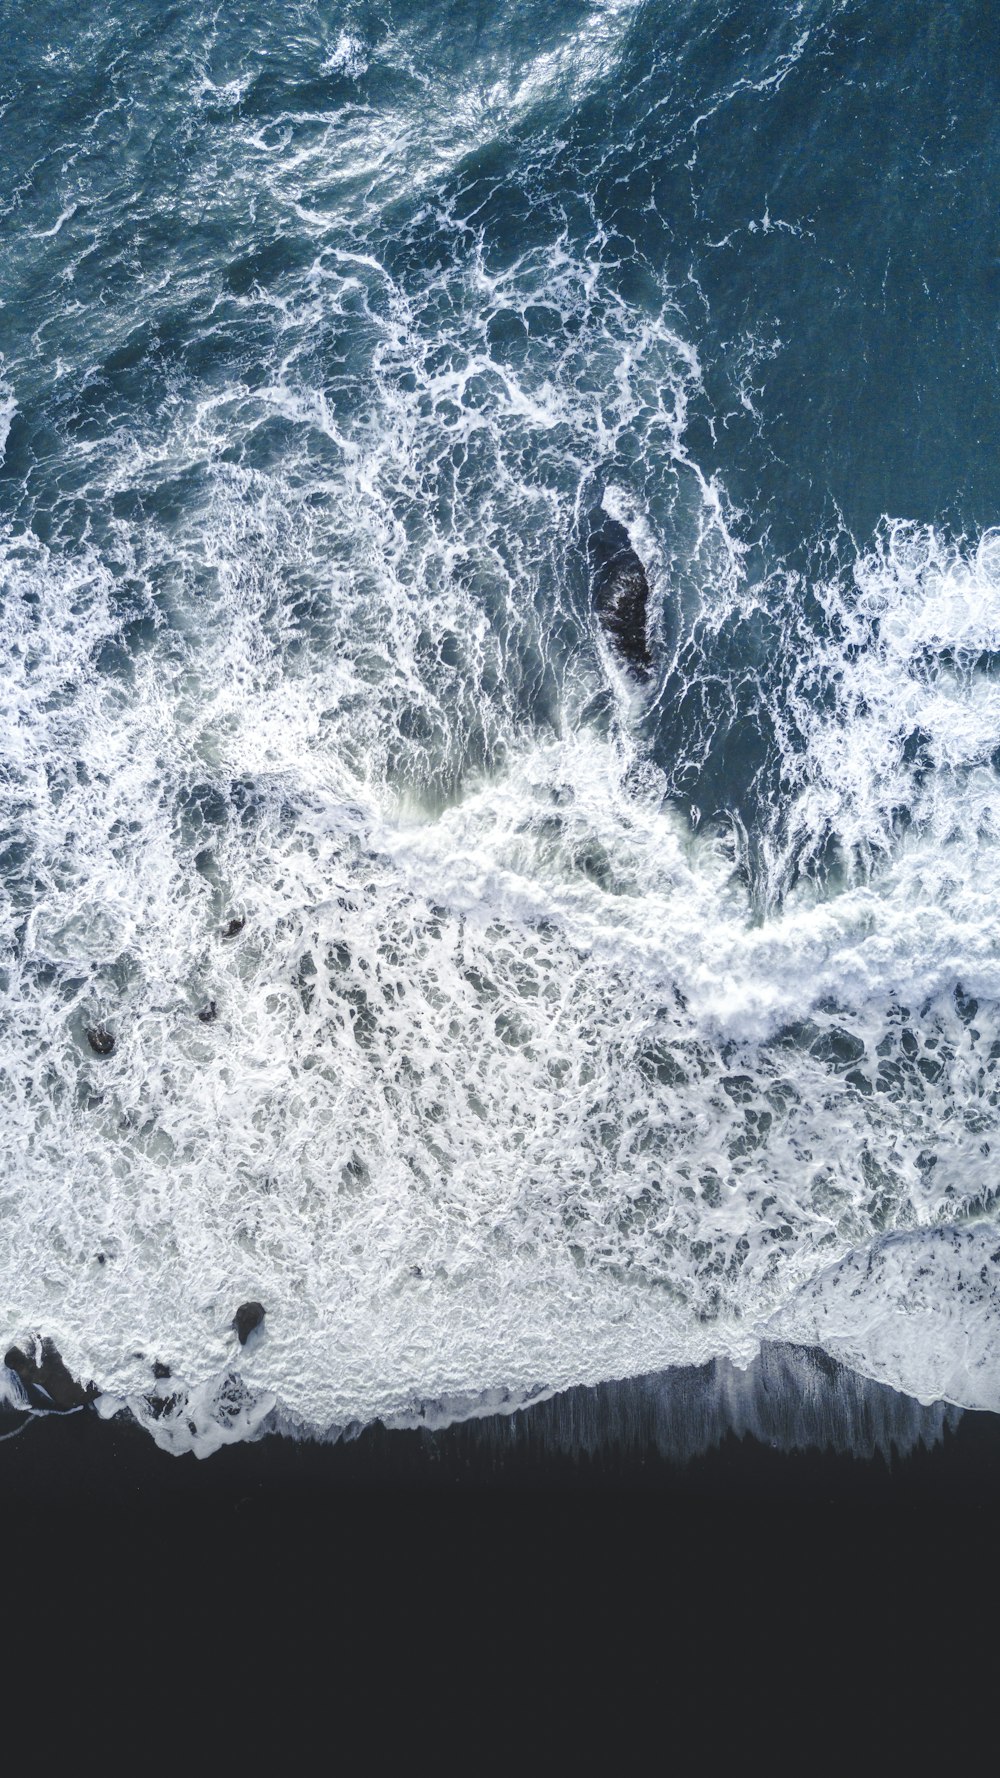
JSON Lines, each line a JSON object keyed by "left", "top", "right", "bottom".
{"left": 1, "top": 0, "right": 997, "bottom": 1454}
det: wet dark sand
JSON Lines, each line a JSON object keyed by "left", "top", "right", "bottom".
{"left": 4, "top": 1359, "right": 997, "bottom": 1713}
{"left": 3, "top": 1344, "right": 998, "bottom": 1519}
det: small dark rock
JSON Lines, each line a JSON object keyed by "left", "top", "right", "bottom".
{"left": 152, "top": 1361, "right": 171, "bottom": 1380}
{"left": 197, "top": 999, "right": 218, "bottom": 1023}
{"left": 223, "top": 917, "right": 245, "bottom": 938}
{"left": 146, "top": 1391, "right": 178, "bottom": 1421}
{"left": 96, "top": 1252, "right": 106, "bottom": 1266}
{"left": 87, "top": 1025, "right": 115, "bottom": 1056}
{"left": 3, "top": 1338, "right": 98, "bottom": 1411}
{"left": 589, "top": 514, "right": 653, "bottom": 677}
{"left": 232, "top": 1301, "right": 265, "bottom": 1345}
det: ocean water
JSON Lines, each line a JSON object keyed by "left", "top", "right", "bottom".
{"left": 1, "top": 0, "right": 998, "bottom": 1458}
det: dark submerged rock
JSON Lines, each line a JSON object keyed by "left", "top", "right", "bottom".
{"left": 146, "top": 1390, "right": 179, "bottom": 1421}
{"left": 232, "top": 1301, "right": 265, "bottom": 1345}
{"left": 3, "top": 1338, "right": 98, "bottom": 1411}
{"left": 223, "top": 917, "right": 245, "bottom": 938}
{"left": 152, "top": 1361, "right": 171, "bottom": 1380}
{"left": 589, "top": 514, "right": 652, "bottom": 677}
{"left": 197, "top": 999, "right": 218, "bottom": 1023}
{"left": 87, "top": 1025, "right": 115, "bottom": 1056}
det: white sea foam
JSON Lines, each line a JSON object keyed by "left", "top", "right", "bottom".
{"left": 0, "top": 382, "right": 15, "bottom": 468}
{"left": 1, "top": 5, "right": 998, "bottom": 1454}
{"left": 767, "top": 1223, "right": 1000, "bottom": 1411}
{"left": 3, "top": 474, "right": 998, "bottom": 1451}
{"left": 321, "top": 33, "right": 369, "bottom": 80}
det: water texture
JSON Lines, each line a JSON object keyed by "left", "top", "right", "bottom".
{"left": 1, "top": 1, "right": 998, "bottom": 1454}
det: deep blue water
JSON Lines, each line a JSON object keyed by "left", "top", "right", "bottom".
{"left": 1, "top": 2, "right": 998, "bottom": 1454}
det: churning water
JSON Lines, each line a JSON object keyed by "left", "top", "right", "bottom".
{"left": 1, "top": 1, "right": 999, "bottom": 1454}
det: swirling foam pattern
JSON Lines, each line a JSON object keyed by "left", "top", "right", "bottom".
{"left": 1, "top": 1, "right": 997, "bottom": 1452}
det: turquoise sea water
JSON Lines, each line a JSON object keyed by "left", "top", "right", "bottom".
{"left": 1, "top": 2, "right": 998, "bottom": 1452}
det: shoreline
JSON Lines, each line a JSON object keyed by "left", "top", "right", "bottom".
{"left": 6, "top": 1344, "right": 997, "bottom": 1659}
{"left": 3, "top": 1341, "right": 998, "bottom": 1516}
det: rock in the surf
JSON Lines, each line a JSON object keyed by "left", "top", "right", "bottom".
{"left": 145, "top": 1393, "right": 177, "bottom": 1420}
{"left": 87, "top": 1025, "right": 115, "bottom": 1056}
{"left": 223, "top": 916, "right": 245, "bottom": 938}
{"left": 589, "top": 514, "right": 652, "bottom": 677}
{"left": 197, "top": 999, "right": 218, "bottom": 1023}
{"left": 232, "top": 1301, "right": 266, "bottom": 1345}
{"left": 3, "top": 1338, "right": 98, "bottom": 1411}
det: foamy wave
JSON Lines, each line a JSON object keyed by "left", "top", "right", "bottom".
{"left": 1, "top": 2, "right": 998, "bottom": 1456}
{"left": 767, "top": 1223, "right": 1000, "bottom": 1411}
{"left": 0, "top": 383, "right": 15, "bottom": 468}
{"left": 3, "top": 504, "right": 998, "bottom": 1450}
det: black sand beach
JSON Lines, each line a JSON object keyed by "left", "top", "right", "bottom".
{"left": 5, "top": 1352, "right": 997, "bottom": 1725}
{"left": 4, "top": 1345, "right": 998, "bottom": 1519}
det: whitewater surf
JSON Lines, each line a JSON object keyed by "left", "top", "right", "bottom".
{"left": 1, "top": 0, "right": 997, "bottom": 1456}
